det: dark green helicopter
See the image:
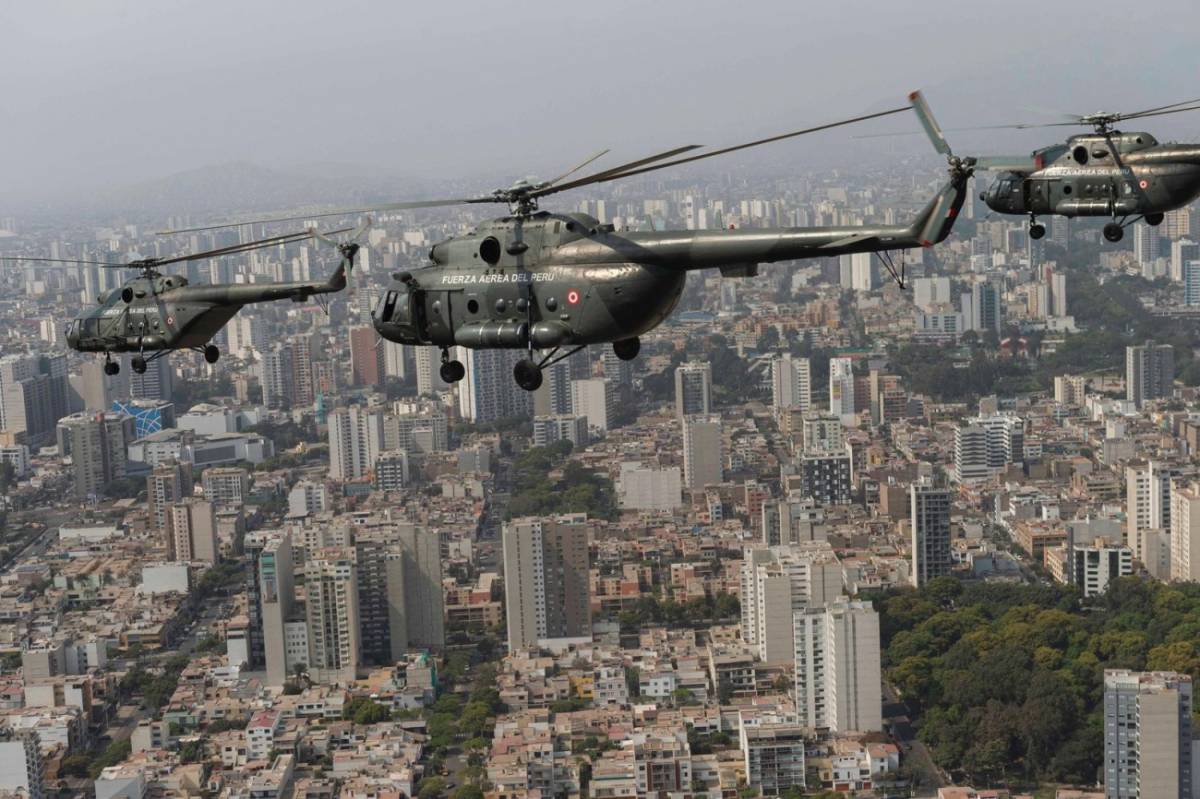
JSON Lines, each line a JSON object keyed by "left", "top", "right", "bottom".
{"left": 896, "top": 92, "right": 1200, "bottom": 242}
{"left": 4, "top": 226, "right": 362, "bottom": 375}
{"left": 164, "top": 92, "right": 971, "bottom": 391}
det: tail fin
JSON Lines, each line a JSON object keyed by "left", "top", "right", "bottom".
{"left": 908, "top": 176, "right": 969, "bottom": 247}
{"left": 322, "top": 243, "right": 359, "bottom": 292}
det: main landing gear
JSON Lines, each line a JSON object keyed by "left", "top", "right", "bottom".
{"left": 1028, "top": 215, "right": 1045, "bottom": 240}
{"left": 204, "top": 345, "right": 220, "bottom": 364}
{"left": 613, "top": 337, "right": 640, "bottom": 361}
{"left": 103, "top": 354, "right": 119, "bottom": 376}
{"left": 513, "top": 358, "right": 543, "bottom": 391}
{"left": 1103, "top": 213, "right": 1162, "bottom": 244}
{"left": 131, "top": 356, "right": 147, "bottom": 374}
{"left": 439, "top": 348, "right": 465, "bottom": 384}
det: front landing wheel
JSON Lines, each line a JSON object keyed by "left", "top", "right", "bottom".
{"left": 513, "top": 359, "right": 543, "bottom": 391}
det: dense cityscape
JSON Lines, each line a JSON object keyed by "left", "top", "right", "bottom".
{"left": 2, "top": 147, "right": 1200, "bottom": 799}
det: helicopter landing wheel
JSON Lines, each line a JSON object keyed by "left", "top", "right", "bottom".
{"left": 131, "top": 356, "right": 147, "bottom": 374}
{"left": 613, "top": 337, "right": 641, "bottom": 361}
{"left": 440, "top": 360, "right": 465, "bottom": 383}
{"left": 513, "top": 359, "right": 543, "bottom": 392}
{"left": 1145, "top": 212, "right": 1164, "bottom": 226}
{"left": 1029, "top": 223, "right": 1046, "bottom": 240}
{"left": 103, "top": 359, "right": 120, "bottom": 376}
{"left": 203, "top": 345, "right": 220, "bottom": 364}
{"left": 1103, "top": 222, "right": 1125, "bottom": 243}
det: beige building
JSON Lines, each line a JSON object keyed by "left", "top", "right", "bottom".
{"left": 794, "top": 599, "right": 882, "bottom": 733}
{"left": 1103, "top": 670, "right": 1193, "bottom": 798}
{"left": 167, "top": 499, "right": 218, "bottom": 563}
{"left": 304, "top": 554, "right": 360, "bottom": 682}
{"left": 1170, "top": 481, "right": 1200, "bottom": 581}
{"left": 740, "top": 544, "right": 842, "bottom": 665}
{"left": 502, "top": 516, "right": 591, "bottom": 650}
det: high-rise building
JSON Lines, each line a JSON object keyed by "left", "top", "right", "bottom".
{"left": 1185, "top": 261, "right": 1200, "bottom": 307}
{"left": 953, "top": 414, "right": 1023, "bottom": 483}
{"left": 739, "top": 716, "right": 807, "bottom": 796}
{"left": 912, "top": 276, "right": 951, "bottom": 311}
{"left": 1134, "top": 223, "right": 1163, "bottom": 268}
{"left": 761, "top": 493, "right": 826, "bottom": 546}
{"left": 1126, "top": 341, "right": 1175, "bottom": 408}
{"left": 56, "top": 412, "right": 134, "bottom": 499}
{"left": 1127, "top": 460, "right": 1178, "bottom": 553}
{"left": 535, "top": 347, "right": 590, "bottom": 417}
{"left": 969, "top": 280, "right": 1002, "bottom": 334}
{"left": 828, "top": 358, "right": 855, "bottom": 423}
{"left": 304, "top": 554, "right": 361, "bottom": 681}
{"left": 682, "top": 415, "right": 722, "bottom": 490}
{"left": 395, "top": 523, "right": 445, "bottom": 650}
{"left": 1, "top": 353, "right": 69, "bottom": 447}
{"left": 258, "top": 533, "right": 295, "bottom": 686}
{"left": 502, "top": 517, "right": 591, "bottom": 650}
{"left": 793, "top": 599, "right": 882, "bottom": 733}
{"left": 413, "top": 347, "right": 449, "bottom": 396}
{"left": 260, "top": 344, "right": 295, "bottom": 410}
{"left": 201, "top": 466, "right": 250, "bottom": 508}
{"left": 801, "top": 412, "right": 843, "bottom": 455}
{"left": 0, "top": 730, "right": 44, "bottom": 799}
{"left": 288, "top": 334, "right": 316, "bottom": 407}
{"left": 122, "top": 353, "right": 173, "bottom": 402}
{"left": 1070, "top": 540, "right": 1132, "bottom": 597}
{"left": 146, "top": 461, "right": 193, "bottom": 533}
{"left": 600, "top": 349, "right": 633, "bottom": 387}
{"left": 571, "top": 377, "right": 614, "bottom": 435}
{"left": 910, "top": 482, "right": 952, "bottom": 587}
{"left": 1170, "top": 481, "right": 1200, "bottom": 582}
{"left": 328, "top": 405, "right": 385, "bottom": 481}
{"left": 740, "top": 543, "right": 842, "bottom": 665}
{"left": 771, "top": 355, "right": 811, "bottom": 415}
{"left": 374, "top": 451, "right": 410, "bottom": 491}
{"left": 353, "top": 533, "right": 410, "bottom": 666}
{"left": 1170, "top": 239, "right": 1199, "bottom": 283}
{"left": 1049, "top": 270, "right": 1068, "bottom": 317}
{"left": 167, "top": 498, "right": 218, "bottom": 563}
{"left": 533, "top": 415, "right": 590, "bottom": 448}
{"left": 1053, "top": 374, "right": 1087, "bottom": 406}
{"left": 349, "top": 325, "right": 384, "bottom": 388}
{"left": 457, "top": 347, "right": 533, "bottom": 423}
{"left": 798, "top": 449, "right": 852, "bottom": 505}
{"left": 1103, "top": 670, "right": 1193, "bottom": 798}
{"left": 675, "top": 362, "right": 712, "bottom": 421}
{"left": 111, "top": 399, "right": 175, "bottom": 439}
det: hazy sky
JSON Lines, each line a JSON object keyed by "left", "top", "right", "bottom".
{"left": 3, "top": 0, "right": 1200, "bottom": 207}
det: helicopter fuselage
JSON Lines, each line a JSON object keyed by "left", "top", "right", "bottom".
{"left": 373, "top": 172, "right": 967, "bottom": 352}
{"left": 980, "top": 131, "right": 1200, "bottom": 219}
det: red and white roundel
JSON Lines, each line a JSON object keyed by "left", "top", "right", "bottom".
{"left": 1139, "top": 179, "right": 1149, "bottom": 189}
{"left": 566, "top": 289, "right": 580, "bottom": 305}
{"left": 166, "top": 316, "right": 175, "bottom": 326}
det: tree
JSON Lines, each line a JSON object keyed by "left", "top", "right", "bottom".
{"left": 418, "top": 777, "right": 448, "bottom": 799}
{"left": 451, "top": 787, "right": 483, "bottom": 799}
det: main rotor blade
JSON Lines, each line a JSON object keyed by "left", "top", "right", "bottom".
{"left": 152, "top": 227, "right": 351, "bottom": 266}
{"left": 540, "top": 105, "right": 909, "bottom": 194}
{"left": 973, "top": 155, "right": 1042, "bottom": 172}
{"left": 909, "top": 91, "right": 950, "bottom": 155}
{"left": 157, "top": 201, "right": 476, "bottom": 235}
{"left": 1120, "top": 97, "right": 1200, "bottom": 121}
{"left": 534, "top": 145, "right": 703, "bottom": 197}
{"left": 0, "top": 257, "right": 130, "bottom": 267}
{"left": 1118, "top": 103, "right": 1200, "bottom": 123}
{"left": 543, "top": 148, "right": 611, "bottom": 188}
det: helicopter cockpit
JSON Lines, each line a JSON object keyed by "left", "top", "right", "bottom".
{"left": 374, "top": 277, "right": 423, "bottom": 345}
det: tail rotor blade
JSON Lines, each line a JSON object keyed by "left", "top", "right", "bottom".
{"left": 909, "top": 90, "right": 952, "bottom": 156}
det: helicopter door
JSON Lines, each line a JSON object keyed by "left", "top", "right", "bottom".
{"left": 1021, "top": 179, "right": 1051, "bottom": 214}
{"left": 423, "top": 290, "right": 457, "bottom": 345}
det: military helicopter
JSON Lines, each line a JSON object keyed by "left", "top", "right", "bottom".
{"left": 2, "top": 226, "right": 362, "bottom": 375}
{"left": 163, "top": 92, "right": 972, "bottom": 391}
{"left": 898, "top": 93, "right": 1200, "bottom": 243}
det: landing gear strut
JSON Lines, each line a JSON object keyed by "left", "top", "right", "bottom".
{"left": 613, "top": 337, "right": 640, "bottom": 361}
{"left": 439, "top": 348, "right": 464, "bottom": 383}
